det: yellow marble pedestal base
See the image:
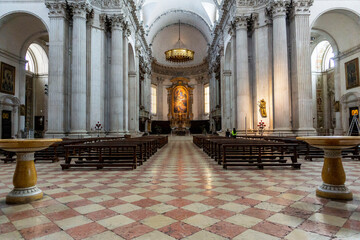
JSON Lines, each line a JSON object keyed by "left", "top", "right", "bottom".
{"left": 0, "top": 139, "right": 62, "bottom": 205}
{"left": 296, "top": 136, "right": 360, "bottom": 201}
{"left": 316, "top": 154, "right": 353, "bottom": 200}
{"left": 6, "top": 152, "right": 43, "bottom": 204}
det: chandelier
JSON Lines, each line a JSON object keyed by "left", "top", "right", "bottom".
{"left": 165, "top": 21, "right": 195, "bottom": 63}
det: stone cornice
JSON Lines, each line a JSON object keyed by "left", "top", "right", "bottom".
{"left": 152, "top": 61, "right": 209, "bottom": 77}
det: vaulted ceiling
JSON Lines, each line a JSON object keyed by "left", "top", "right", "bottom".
{"left": 138, "top": 0, "right": 221, "bottom": 67}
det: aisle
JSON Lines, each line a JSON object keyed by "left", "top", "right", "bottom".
{"left": 0, "top": 136, "right": 359, "bottom": 239}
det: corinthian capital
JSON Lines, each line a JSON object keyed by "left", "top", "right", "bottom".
{"left": 68, "top": 0, "right": 91, "bottom": 19}
{"left": 290, "top": 0, "right": 314, "bottom": 16}
{"left": 109, "top": 14, "right": 124, "bottom": 30}
{"left": 270, "top": 0, "right": 290, "bottom": 18}
{"left": 234, "top": 15, "right": 250, "bottom": 30}
{"left": 45, "top": 0, "right": 67, "bottom": 18}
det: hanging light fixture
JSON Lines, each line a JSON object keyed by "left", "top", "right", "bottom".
{"left": 165, "top": 20, "right": 195, "bottom": 63}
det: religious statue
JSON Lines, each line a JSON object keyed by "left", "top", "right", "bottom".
{"left": 259, "top": 99, "right": 267, "bottom": 117}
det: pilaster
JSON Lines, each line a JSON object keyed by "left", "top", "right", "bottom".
{"left": 234, "top": 15, "right": 252, "bottom": 132}
{"left": 271, "top": 0, "right": 292, "bottom": 133}
{"left": 290, "top": 0, "right": 316, "bottom": 135}
{"left": 109, "top": 14, "right": 125, "bottom": 135}
{"left": 45, "top": 1, "right": 68, "bottom": 137}
{"left": 69, "top": 1, "right": 90, "bottom": 136}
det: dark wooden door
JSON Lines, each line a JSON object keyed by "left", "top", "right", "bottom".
{"left": 2, "top": 110, "right": 12, "bottom": 139}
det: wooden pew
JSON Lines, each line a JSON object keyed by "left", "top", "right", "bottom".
{"left": 61, "top": 142, "right": 138, "bottom": 170}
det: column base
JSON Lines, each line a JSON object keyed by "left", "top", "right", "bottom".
{"left": 6, "top": 186, "right": 43, "bottom": 204}
{"left": 270, "top": 129, "right": 295, "bottom": 137}
{"left": 44, "top": 132, "right": 67, "bottom": 138}
{"left": 293, "top": 128, "right": 317, "bottom": 136}
{"left": 316, "top": 183, "right": 353, "bottom": 200}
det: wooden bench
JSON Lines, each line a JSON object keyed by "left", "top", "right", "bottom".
{"left": 61, "top": 142, "right": 138, "bottom": 170}
{"left": 222, "top": 142, "right": 300, "bottom": 169}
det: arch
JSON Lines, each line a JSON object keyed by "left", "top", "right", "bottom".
{"left": 310, "top": 7, "right": 360, "bottom": 29}
{"left": 311, "top": 41, "right": 334, "bottom": 72}
{"left": 0, "top": 12, "right": 49, "bottom": 57}
{"left": 340, "top": 91, "right": 360, "bottom": 105}
{"left": 311, "top": 29, "right": 339, "bottom": 57}
{"left": 128, "top": 43, "right": 136, "bottom": 72}
{"left": 147, "top": 10, "right": 212, "bottom": 43}
{"left": 0, "top": 10, "right": 50, "bottom": 33}
{"left": 224, "top": 41, "right": 232, "bottom": 71}
{"left": 25, "top": 43, "right": 49, "bottom": 75}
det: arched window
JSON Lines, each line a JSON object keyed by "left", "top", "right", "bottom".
{"left": 25, "top": 43, "right": 48, "bottom": 74}
{"left": 151, "top": 85, "right": 157, "bottom": 115}
{"left": 204, "top": 84, "right": 209, "bottom": 114}
{"left": 311, "top": 41, "right": 334, "bottom": 72}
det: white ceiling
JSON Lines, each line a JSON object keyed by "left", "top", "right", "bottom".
{"left": 139, "top": 0, "right": 218, "bottom": 66}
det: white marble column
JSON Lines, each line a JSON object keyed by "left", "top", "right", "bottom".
{"left": 109, "top": 15, "right": 124, "bottom": 134}
{"left": 223, "top": 70, "right": 232, "bottom": 130}
{"left": 123, "top": 29, "right": 129, "bottom": 133}
{"left": 272, "top": 1, "right": 292, "bottom": 133}
{"left": 235, "top": 16, "right": 252, "bottom": 131}
{"left": 333, "top": 57, "right": 343, "bottom": 135}
{"left": 290, "top": 0, "right": 316, "bottom": 135}
{"left": 128, "top": 71, "right": 137, "bottom": 133}
{"left": 230, "top": 35, "right": 237, "bottom": 128}
{"left": 254, "top": 11, "right": 273, "bottom": 131}
{"left": 45, "top": 2, "right": 67, "bottom": 137}
{"left": 69, "top": 2, "right": 88, "bottom": 135}
{"left": 210, "top": 70, "right": 216, "bottom": 113}
{"left": 88, "top": 14, "right": 106, "bottom": 135}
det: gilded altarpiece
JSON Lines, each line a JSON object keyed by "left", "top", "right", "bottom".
{"left": 167, "top": 78, "right": 194, "bottom": 129}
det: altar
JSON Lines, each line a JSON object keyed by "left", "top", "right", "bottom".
{"left": 167, "top": 78, "right": 194, "bottom": 133}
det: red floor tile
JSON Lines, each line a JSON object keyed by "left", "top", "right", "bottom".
{"left": 66, "top": 222, "right": 106, "bottom": 240}
{"left": 159, "top": 222, "right": 201, "bottom": 239}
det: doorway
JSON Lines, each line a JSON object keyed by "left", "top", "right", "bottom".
{"left": 2, "top": 110, "right": 12, "bottom": 139}
{"left": 349, "top": 107, "right": 359, "bottom": 135}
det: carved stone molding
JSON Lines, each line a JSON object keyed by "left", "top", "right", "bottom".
{"left": 45, "top": 1, "right": 67, "bottom": 18}
{"left": 290, "top": 0, "right": 313, "bottom": 17}
{"left": 90, "top": 0, "right": 123, "bottom": 8}
{"left": 234, "top": 15, "right": 250, "bottom": 30}
{"left": 109, "top": 14, "right": 125, "bottom": 30}
{"left": 270, "top": 0, "right": 290, "bottom": 18}
{"left": 68, "top": 1, "right": 91, "bottom": 19}
{"left": 152, "top": 61, "right": 209, "bottom": 77}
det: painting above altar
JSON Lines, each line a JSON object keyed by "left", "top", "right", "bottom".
{"left": 167, "top": 78, "right": 194, "bottom": 130}
{"left": 174, "top": 87, "right": 187, "bottom": 114}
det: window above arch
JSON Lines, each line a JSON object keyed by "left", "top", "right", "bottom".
{"left": 25, "top": 43, "right": 48, "bottom": 75}
{"left": 311, "top": 41, "right": 334, "bottom": 72}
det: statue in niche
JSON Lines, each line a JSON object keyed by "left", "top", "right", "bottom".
{"left": 259, "top": 99, "right": 267, "bottom": 117}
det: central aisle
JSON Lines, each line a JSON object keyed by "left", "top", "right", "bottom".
{"left": 0, "top": 136, "right": 359, "bottom": 239}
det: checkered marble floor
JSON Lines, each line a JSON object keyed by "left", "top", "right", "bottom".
{"left": 0, "top": 136, "right": 360, "bottom": 240}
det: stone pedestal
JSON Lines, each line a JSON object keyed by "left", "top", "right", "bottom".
{"left": 297, "top": 136, "right": 360, "bottom": 201}
{"left": 0, "top": 139, "right": 62, "bottom": 204}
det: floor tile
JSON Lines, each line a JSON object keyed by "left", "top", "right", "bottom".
{"left": 97, "top": 215, "right": 135, "bottom": 230}
{"left": 183, "top": 214, "right": 219, "bottom": 228}
{"left": 141, "top": 215, "right": 177, "bottom": 229}
{"left": 225, "top": 214, "right": 262, "bottom": 228}
{"left": 159, "top": 222, "right": 201, "bottom": 239}
{"left": 233, "top": 229, "right": 280, "bottom": 240}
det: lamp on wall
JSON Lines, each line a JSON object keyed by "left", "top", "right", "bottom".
{"left": 165, "top": 20, "right": 194, "bottom": 63}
